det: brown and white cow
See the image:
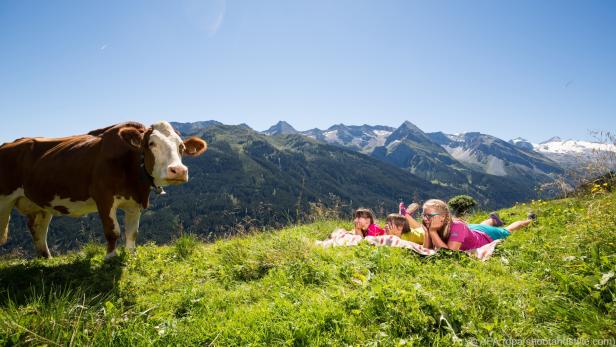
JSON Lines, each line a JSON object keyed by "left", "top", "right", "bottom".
{"left": 0, "top": 121, "right": 207, "bottom": 259}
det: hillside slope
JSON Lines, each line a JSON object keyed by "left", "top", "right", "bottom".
{"left": 1, "top": 189, "right": 615, "bottom": 345}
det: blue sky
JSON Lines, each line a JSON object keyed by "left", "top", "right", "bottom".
{"left": 1, "top": 0, "right": 615, "bottom": 143}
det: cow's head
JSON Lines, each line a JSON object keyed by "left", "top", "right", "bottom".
{"left": 119, "top": 121, "right": 207, "bottom": 187}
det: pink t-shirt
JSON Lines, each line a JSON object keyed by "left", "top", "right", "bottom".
{"left": 448, "top": 221, "right": 493, "bottom": 250}
{"left": 366, "top": 224, "right": 385, "bottom": 237}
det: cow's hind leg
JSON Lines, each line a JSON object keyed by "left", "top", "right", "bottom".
{"left": 27, "top": 211, "right": 53, "bottom": 258}
{"left": 0, "top": 196, "right": 16, "bottom": 245}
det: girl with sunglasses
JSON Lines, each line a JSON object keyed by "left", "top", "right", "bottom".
{"left": 421, "top": 199, "right": 534, "bottom": 250}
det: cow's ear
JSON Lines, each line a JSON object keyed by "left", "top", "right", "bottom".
{"left": 119, "top": 128, "right": 145, "bottom": 150}
{"left": 183, "top": 137, "right": 207, "bottom": 156}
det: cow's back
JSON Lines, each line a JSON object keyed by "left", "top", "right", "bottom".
{"left": 0, "top": 135, "right": 102, "bottom": 206}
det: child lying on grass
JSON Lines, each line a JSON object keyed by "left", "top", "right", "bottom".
{"left": 398, "top": 202, "right": 426, "bottom": 244}
{"left": 422, "top": 199, "right": 535, "bottom": 251}
{"left": 352, "top": 208, "right": 385, "bottom": 237}
{"left": 383, "top": 212, "right": 424, "bottom": 244}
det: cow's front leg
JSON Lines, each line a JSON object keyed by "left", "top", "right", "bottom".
{"left": 97, "top": 199, "right": 120, "bottom": 260}
{"left": 124, "top": 207, "right": 141, "bottom": 252}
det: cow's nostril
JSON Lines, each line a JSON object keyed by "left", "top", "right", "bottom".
{"left": 167, "top": 165, "right": 188, "bottom": 180}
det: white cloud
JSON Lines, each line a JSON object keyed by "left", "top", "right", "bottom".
{"left": 183, "top": 0, "right": 226, "bottom": 37}
{"left": 208, "top": 11, "right": 225, "bottom": 37}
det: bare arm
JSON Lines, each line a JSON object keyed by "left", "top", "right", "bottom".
{"left": 424, "top": 229, "right": 463, "bottom": 250}
{"left": 446, "top": 240, "right": 462, "bottom": 250}
{"left": 428, "top": 230, "right": 449, "bottom": 249}
{"left": 423, "top": 227, "right": 433, "bottom": 249}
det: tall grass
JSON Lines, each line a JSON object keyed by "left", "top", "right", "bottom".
{"left": 1, "top": 193, "right": 614, "bottom": 346}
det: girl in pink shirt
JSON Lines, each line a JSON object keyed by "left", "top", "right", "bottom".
{"left": 421, "top": 199, "right": 493, "bottom": 251}
{"left": 447, "top": 220, "right": 494, "bottom": 251}
{"left": 353, "top": 208, "right": 385, "bottom": 237}
{"left": 422, "top": 199, "right": 534, "bottom": 251}
{"left": 421, "top": 199, "right": 493, "bottom": 250}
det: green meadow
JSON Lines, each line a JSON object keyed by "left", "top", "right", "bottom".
{"left": 1, "top": 189, "right": 615, "bottom": 346}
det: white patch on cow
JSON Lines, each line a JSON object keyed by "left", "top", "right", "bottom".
{"left": 15, "top": 195, "right": 44, "bottom": 215}
{"left": 148, "top": 121, "right": 188, "bottom": 187}
{"left": 0, "top": 188, "right": 25, "bottom": 210}
{"left": 0, "top": 188, "right": 24, "bottom": 201}
{"left": 0, "top": 188, "right": 24, "bottom": 244}
{"left": 49, "top": 196, "right": 97, "bottom": 216}
{"left": 112, "top": 195, "right": 141, "bottom": 209}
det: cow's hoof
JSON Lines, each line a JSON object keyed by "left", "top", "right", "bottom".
{"left": 125, "top": 242, "right": 136, "bottom": 253}
{"left": 104, "top": 250, "right": 117, "bottom": 260}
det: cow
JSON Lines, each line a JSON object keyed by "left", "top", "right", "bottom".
{"left": 0, "top": 121, "right": 207, "bottom": 259}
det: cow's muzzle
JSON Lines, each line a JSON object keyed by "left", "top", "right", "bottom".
{"left": 165, "top": 165, "right": 188, "bottom": 184}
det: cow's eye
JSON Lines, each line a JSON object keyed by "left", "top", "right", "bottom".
{"left": 149, "top": 142, "right": 155, "bottom": 147}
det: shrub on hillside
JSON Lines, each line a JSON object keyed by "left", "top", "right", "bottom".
{"left": 576, "top": 170, "right": 616, "bottom": 195}
{"left": 174, "top": 234, "right": 199, "bottom": 260}
{"left": 448, "top": 195, "right": 477, "bottom": 216}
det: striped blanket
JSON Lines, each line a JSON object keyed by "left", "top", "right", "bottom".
{"left": 316, "top": 229, "right": 502, "bottom": 261}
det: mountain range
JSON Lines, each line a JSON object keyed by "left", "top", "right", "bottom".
{"left": 263, "top": 120, "right": 616, "bottom": 175}
{"left": 173, "top": 119, "right": 615, "bottom": 207}
{"left": 517, "top": 136, "right": 616, "bottom": 170}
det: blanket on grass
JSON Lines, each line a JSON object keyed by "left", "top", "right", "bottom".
{"left": 316, "top": 228, "right": 502, "bottom": 261}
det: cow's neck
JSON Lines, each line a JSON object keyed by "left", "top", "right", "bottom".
{"left": 139, "top": 153, "right": 165, "bottom": 195}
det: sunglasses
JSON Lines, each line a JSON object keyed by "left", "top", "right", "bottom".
{"left": 421, "top": 213, "right": 442, "bottom": 220}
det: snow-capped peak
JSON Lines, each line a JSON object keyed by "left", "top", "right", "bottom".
{"left": 373, "top": 129, "right": 393, "bottom": 138}
{"left": 447, "top": 133, "right": 465, "bottom": 142}
{"left": 533, "top": 140, "right": 616, "bottom": 154}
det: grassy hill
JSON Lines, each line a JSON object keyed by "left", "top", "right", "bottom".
{"left": 1, "top": 190, "right": 615, "bottom": 346}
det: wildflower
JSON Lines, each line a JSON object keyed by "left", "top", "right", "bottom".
{"left": 594, "top": 271, "right": 615, "bottom": 290}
